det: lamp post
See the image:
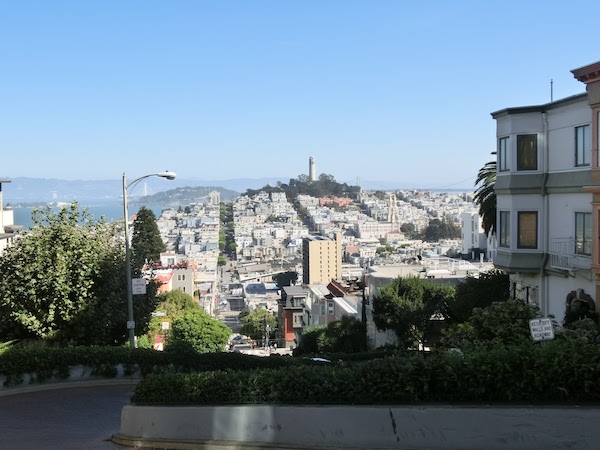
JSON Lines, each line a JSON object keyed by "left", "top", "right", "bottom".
{"left": 123, "top": 171, "right": 176, "bottom": 347}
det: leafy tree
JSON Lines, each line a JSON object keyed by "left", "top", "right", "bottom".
{"left": 131, "top": 207, "right": 165, "bottom": 268}
{"left": 422, "top": 218, "right": 461, "bottom": 242}
{"left": 474, "top": 160, "right": 497, "bottom": 237}
{"left": 239, "top": 307, "right": 276, "bottom": 341}
{"left": 400, "top": 223, "right": 417, "bottom": 238}
{"left": 441, "top": 299, "right": 542, "bottom": 348}
{"left": 0, "top": 202, "right": 159, "bottom": 345}
{"left": 167, "top": 308, "right": 231, "bottom": 353}
{"left": 372, "top": 277, "right": 455, "bottom": 348}
{"left": 295, "top": 317, "right": 367, "bottom": 355}
{"left": 146, "top": 290, "right": 199, "bottom": 345}
{"left": 444, "top": 269, "right": 510, "bottom": 323}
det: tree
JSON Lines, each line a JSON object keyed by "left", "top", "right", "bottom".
{"left": 239, "top": 307, "right": 276, "bottom": 341}
{"left": 441, "top": 300, "right": 542, "bottom": 348}
{"left": 474, "top": 160, "right": 497, "bottom": 237}
{"left": 0, "top": 202, "right": 159, "bottom": 345}
{"left": 444, "top": 269, "right": 510, "bottom": 324}
{"left": 422, "top": 218, "right": 461, "bottom": 242}
{"left": 131, "top": 207, "right": 165, "bottom": 268}
{"left": 167, "top": 308, "right": 231, "bottom": 353}
{"left": 295, "top": 316, "right": 367, "bottom": 355}
{"left": 400, "top": 223, "right": 417, "bottom": 239}
{"left": 146, "top": 290, "right": 199, "bottom": 345}
{"left": 372, "top": 276, "right": 455, "bottom": 348}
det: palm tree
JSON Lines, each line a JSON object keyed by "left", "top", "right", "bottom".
{"left": 474, "top": 160, "right": 496, "bottom": 236}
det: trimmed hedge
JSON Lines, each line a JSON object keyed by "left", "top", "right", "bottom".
{"left": 0, "top": 346, "right": 297, "bottom": 387}
{"left": 132, "top": 339, "right": 600, "bottom": 405}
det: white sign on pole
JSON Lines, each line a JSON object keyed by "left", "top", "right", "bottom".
{"left": 127, "top": 320, "right": 135, "bottom": 330}
{"left": 529, "top": 318, "right": 555, "bottom": 341}
{"left": 132, "top": 278, "right": 147, "bottom": 295}
{"left": 161, "top": 321, "right": 170, "bottom": 330}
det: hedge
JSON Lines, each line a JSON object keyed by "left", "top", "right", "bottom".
{"left": 0, "top": 346, "right": 297, "bottom": 387}
{"left": 132, "top": 339, "right": 600, "bottom": 405}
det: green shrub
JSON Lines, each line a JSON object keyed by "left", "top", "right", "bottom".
{"left": 132, "top": 339, "right": 600, "bottom": 405}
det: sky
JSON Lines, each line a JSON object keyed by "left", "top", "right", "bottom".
{"left": 1, "top": 1, "right": 599, "bottom": 190}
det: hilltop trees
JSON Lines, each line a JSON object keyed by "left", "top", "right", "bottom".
{"left": 0, "top": 202, "right": 159, "bottom": 345}
{"left": 131, "top": 206, "right": 165, "bottom": 268}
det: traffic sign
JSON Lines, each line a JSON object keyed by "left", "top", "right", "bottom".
{"left": 529, "top": 318, "right": 554, "bottom": 341}
{"left": 132, "top": 278, "right": 147, "bottom": 295}
{"left": 127, "top": 320, "right": 135, "bottom": 330}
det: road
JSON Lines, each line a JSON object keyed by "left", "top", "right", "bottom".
{"left": 0, "top": 384, "right": 139, "bottom": 450}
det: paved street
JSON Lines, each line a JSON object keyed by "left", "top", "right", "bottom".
{"left": 0, "top": 384, "right": 139, "bottom": 450}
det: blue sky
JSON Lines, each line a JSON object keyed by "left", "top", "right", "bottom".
{"left": 1, "top": 1, "right": 598, "bottom": 189}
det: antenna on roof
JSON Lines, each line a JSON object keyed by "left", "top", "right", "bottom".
{"left": 550, "top": 79, "right": 553, "bottom": 102}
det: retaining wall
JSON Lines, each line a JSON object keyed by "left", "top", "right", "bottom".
{"left": 114, "top": 404, "right": 600, "bottom": 449}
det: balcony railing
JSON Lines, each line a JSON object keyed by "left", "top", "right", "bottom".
{"left": 549, "top": 238, "right": 591, "bottom": 271}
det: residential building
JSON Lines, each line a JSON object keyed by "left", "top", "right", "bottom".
{"left": 302, "top": 233, "right": 342, "bottom": 285}
{"left": 491, "top": 81, "right": 594, "bottom": 320}
{"left": 0, "top": 179, "right": 21, "bottom": 254}
{"left": 572, "top": 61, "right": 600, "bottom": 316}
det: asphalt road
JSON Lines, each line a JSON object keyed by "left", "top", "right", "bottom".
{"left": 0, "top": 384, "right": 139, "bottom": 450}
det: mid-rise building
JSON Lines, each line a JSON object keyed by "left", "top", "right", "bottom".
{"left": 491, "top": 77, "right": 594, "bottom": 320}
{"left": 302, "top": 233, "right": 342, "bottom": 285}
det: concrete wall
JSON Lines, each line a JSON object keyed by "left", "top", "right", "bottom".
{"left": 115, "top": 404, "right": 600, "bottom": 449}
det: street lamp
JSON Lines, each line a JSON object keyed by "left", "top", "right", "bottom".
{"left": 123, "top": 171, "right": 176, "bottom": 347}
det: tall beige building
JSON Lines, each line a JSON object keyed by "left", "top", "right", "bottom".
{"left": 302, "top": 233, "right": 342, "bottom": 285}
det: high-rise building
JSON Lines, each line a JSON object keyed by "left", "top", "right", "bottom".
{"left": 302, "top": 233, "right": 342, "bottom": 285}
{"left": 309, "top": 156, "right": 316, "bottom": 182}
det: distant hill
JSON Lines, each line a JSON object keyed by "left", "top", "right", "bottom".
{"left": 0, "top": 177, "right": 280, "bottom": 204}
{"left": 131, "top": 186, "right": 239, "bottom": 207}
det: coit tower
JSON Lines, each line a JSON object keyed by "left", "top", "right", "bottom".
{"left": 309, "top": 156, "right": 316, "bottom": 182}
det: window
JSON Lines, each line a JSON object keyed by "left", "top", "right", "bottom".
{"left": 517, "top": 134, "right": 537, "bottom": 170}
{"left": 575, "top": 212, "right": 592, "bottom": 255}
{"left": 517, "top": 211, "right": 538, "bottom": 249}
{"left": 575, "top": 125, "right": 591, "bottom": 166}
{"left": 498, "top": 137, "right": 509, "bottom": 172}
{"left": 499, "top": 211, "right": 510, "bottom": 248}
{"left": 327, "top": 301, "right": 334, "bottom": 315}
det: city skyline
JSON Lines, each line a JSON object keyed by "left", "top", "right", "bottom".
{"left": 1, "top": 1, "right": 599, "bottom": 189}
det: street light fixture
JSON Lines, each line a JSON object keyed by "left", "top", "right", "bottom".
{"left": 123, "top": 171, "right": 176, "bottom": 347}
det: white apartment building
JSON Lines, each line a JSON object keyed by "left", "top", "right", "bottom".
{"left": 0, "top": 180, "right": 21, "bottom": 254}
{"left": 492, "top": 90, "right": 593, "bottom": 321}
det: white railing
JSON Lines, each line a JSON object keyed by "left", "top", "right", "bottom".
{"left": 549, "top": 238, "right": 591, "bottom": 271}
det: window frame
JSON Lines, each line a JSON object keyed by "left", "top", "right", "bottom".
{"left": 575, "top": 212, "right": 592, "bottom": 256}
{"left": 499, "top": 211, "right": 510, "bottom": 248}
{"left": 517, "top": 211, "right": 538, "bottom": 249}
{"left": 498, "top": 137, "right": 509, "bottom": 172}
{"left": 575, "top": 124, "right": 591, "bottom": 167}
{"left": 516, "top": 134, "right": 538, "bottom": 171}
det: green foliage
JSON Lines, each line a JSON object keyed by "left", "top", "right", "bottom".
{"left": 0, "top": 345, "right": 298, "bottom": 387}
{"left": 445, "top": 269, "right": 510, "bottom": 323}
{"left": 295, "top": 317, "right": 367, "bottom": 355}
{"left": 441, "top": 299, "right": 542, "bottom": 348}
{"left": 376, "top": 245, "right": 395, "bottom": 254}
{"left": 146, "top": 291, "right": 199, "bottom": 346}
{"left": 239, "top": 307, "right": 277, "bottom": 341}
{"left": 132, "top": 338, "right": 600, "bottom": 405}
{"left": 422, "top": 218, "right": 461, "bottom": 242}
{"left": 243, "top": 174, "right": 359, "bottom": 201}
{"left": 474, "top": 160, "right": 497, "bottom": 237}
{"left": 294, "top": 325, "right": 326, "bottom": 355}
{"left": 131, "top": 207, "right": 165, "bottom": 268}
{"left": 0, "top": 202, "right": 158, "bottom": 345}
{"left": 168, "top": 309, "right": 231, "bottom": 353}
{"left": 372, "top": 277, "right": 455, "bottom": 348}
